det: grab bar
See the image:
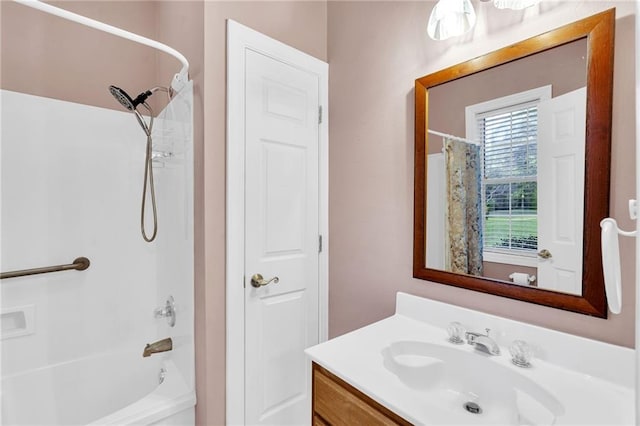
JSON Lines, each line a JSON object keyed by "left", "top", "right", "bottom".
{"left": 1, "top": 257, "right": 90, "bottom": 280}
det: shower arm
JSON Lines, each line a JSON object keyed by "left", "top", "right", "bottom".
{"left": 12, "top": 0, "right": 190, "bottom": 93}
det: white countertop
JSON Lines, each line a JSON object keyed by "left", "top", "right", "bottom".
{"left": 306, "top": 293, "right": 635, "bottom": 425}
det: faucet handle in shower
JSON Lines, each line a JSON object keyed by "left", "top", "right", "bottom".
{"left": 154, "top": 295, "right": 176, "bottom": 327}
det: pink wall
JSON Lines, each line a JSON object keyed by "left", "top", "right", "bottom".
{"left": 0, "top": 1, "right": 158, "bottom": 108}
{"left": 201, "top": 2, "right": 327, "bottom": 424}
{"left": 328, "top": 1, "right": 636, "bottom": 347}
{"left": 0, "top": 1, "right": 204, "bottom": 115}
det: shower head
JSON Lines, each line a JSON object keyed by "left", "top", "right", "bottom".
{"left": 108, "top": 85, "right": 152, "bottom": 111}
{"left": 108, "top": 85, "right": 170, "bottom": 137}
{"left": 108, "top": 84, "right": 170, "bottom": 243}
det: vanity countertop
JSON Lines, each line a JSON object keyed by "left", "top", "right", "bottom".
{"left": 305, "top": 292, "right": 635, "bottom": 425}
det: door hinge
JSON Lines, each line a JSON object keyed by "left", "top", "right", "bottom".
{"left": 318, "top": 105, "right": 323, "bottom": 124}
{"left": 318, "top": 235, "right": 323, "bottom": 253}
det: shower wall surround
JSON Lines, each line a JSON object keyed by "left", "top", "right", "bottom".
{"left": 0, "top": 87, "right": 194, "bottom": 424}
{"left": 1, "top": 0, "right": 202, "bottom": 421}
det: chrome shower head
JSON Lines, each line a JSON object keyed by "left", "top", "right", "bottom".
{"left": 109, "top": 85, "right": 134, "bottom": 110}
{"left": 108, "top": 85, "right": 152, "bottom": 111}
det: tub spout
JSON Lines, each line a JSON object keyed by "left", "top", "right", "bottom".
{"left": 143, "top": 337, "right": 172, "bottom": 357}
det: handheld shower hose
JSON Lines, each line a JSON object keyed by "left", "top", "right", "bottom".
{"left": 108, "top": 85, "right": 170, "bottom": 242}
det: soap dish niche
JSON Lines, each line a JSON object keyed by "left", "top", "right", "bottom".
{"left": 2, "top": 305, "right": 35, "bottom": 340}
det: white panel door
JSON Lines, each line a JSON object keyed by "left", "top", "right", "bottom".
{"left": 244, "top": 49, "right": 320, "bottom": 425}
{"left": 537, "top": 87, "right": 587, "bottom": 295}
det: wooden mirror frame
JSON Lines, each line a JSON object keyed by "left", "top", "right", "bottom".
{"left": 413, "top": 9, "right": 615, "bottom": 318}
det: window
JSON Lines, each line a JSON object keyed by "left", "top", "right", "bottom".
{"left": 465, "top": 86, "right": 551, "bottom": 266}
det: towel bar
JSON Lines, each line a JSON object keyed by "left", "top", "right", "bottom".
{"left": 1, "top": 257, "right": 90, "bottom": 280}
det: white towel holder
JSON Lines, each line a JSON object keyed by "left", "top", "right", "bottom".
{"left": 600, "top": 200, "right": 637, "bottom": 314}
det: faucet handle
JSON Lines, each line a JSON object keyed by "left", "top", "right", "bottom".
{"left": 447, "top": 321, "right": 466, "bottom": 345}
{"left": 509, "top": 340, "right": 534, "bottom": 368}
{"left": 154, "top": 296, "right": 176, "bottom": 327}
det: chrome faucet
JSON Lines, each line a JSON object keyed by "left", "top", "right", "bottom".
{"left": 465, "top": 328, "right": 500, "bottom": 355}
{"left": 143, "top": 337, "right": 173, "bottom": 357}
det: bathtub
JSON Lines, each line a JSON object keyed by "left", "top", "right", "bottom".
{"left": 1, "top": 348, "right": 195, "bottom": 425}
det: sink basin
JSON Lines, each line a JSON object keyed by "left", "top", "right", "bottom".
{"left": 382, "top": 341, "right": 565, "bottom": 425}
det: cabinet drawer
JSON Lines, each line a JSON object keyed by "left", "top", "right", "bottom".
{"left": 312, "top": 363, "right": 411, "bottom": 426}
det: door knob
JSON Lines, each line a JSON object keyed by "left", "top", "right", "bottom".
{"left": 250, "top": 273, "right": 279, "bottom": 288}
{"left": 537, "top": 249, "right": 552, "bottom": 259}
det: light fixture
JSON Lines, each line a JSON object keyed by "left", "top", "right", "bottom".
{"left": 427, "top": 0, "right": 477, "bottom": 41}
{"left": 428, "top": 0, "right": 541, "bottom": 41}
{"left": 493, "top": 0, "right": 540, "bottom": 10}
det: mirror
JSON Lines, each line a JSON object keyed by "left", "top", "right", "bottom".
{"left": 427, "top": 39, "right": 587, "bottom": 293}
{"left": 414, "top": 9, "right": 615, "bottom": 317}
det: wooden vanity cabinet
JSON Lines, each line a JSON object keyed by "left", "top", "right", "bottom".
{"left": 312, "top": 362, "right": 412, "bottom": 426}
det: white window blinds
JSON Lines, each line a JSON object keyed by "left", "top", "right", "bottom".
{"left": 479, "top": 101, "right": 538, "bottom": 253}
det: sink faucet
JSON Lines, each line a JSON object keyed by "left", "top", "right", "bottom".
{"left": 465, "top": 328, "right": 500, "bottom": 355}
{"left": 143, "top": 337, "right": 172, "bottom": 357}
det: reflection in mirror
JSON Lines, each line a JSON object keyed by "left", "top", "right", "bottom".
{"left": 425, "top": 39, "right": 587, "bottom": 296}
{"left": 414, "top": 9, "right": 615, "bottom": 317}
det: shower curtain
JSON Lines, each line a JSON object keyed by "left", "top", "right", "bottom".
{"left": 444, "top": 137, "right": 483, "bottom": 276}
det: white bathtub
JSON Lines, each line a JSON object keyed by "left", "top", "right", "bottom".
{"left": 1, "top": 348, "right": 195, "bottom": 425}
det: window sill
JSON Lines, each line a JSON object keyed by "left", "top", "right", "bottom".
{"left": 483, "top": 250, "right": 537, "bottom": 267}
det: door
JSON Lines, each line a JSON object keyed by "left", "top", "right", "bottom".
{"left": 537, "top": 87, "right": 587, "bottom": 295}
{"left": 244, "top": 49, "right": 320, "bottom": 425}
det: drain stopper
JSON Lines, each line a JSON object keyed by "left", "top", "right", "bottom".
{"left": 464, "top": 401, "right": 482, "bottom": 414}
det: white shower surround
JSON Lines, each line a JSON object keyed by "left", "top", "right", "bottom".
{"left": 0, "top": 86, "right": 194, "bottom": 424}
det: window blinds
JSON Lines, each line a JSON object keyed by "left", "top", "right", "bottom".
{"left": 479, "top": 102, "right": 538, "bottom": 253}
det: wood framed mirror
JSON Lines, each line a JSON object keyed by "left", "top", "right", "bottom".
{"left": 413, "top": 9, "right": 615, "bottom": 317}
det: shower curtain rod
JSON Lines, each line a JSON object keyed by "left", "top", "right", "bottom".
{"left": 428, "top": 129, "right": 480, "bottom": 146}
{"left": 12, "top": 0, "right": 190, "bottom": 92}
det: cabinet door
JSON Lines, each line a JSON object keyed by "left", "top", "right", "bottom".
{"left": 312, "top": 363, "right": 412, "bottom": 426}
{"left": 313, "top": 414, "right": 329, "bottom": 426}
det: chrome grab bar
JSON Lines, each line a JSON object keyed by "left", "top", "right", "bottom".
{"left": 1, "top": 257, "right": 90, "bottom": 280}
